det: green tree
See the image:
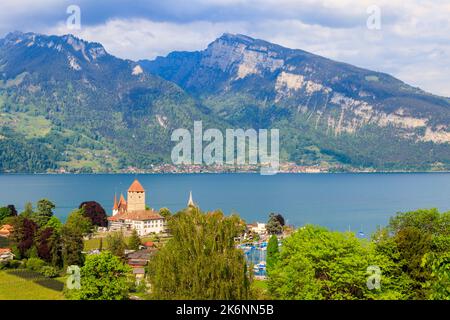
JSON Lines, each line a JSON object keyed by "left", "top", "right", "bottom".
{"left": 268, "top": 225, "right": 402, "bottom": 300}
{"left": 21, "top": 202, "right": 34, "bottom": 218}
{"left": 159, "top": 207, "right": 172, "bottom": 219}
{"left": 148, "top": 207, "right": 251, "bottom": 299}
{"left": 65, "top": 209, "right": 93, "bottom": 235}
{"left": 422, "top": 252, "right": 450, "bottom": 300}
{"left": 374, "top": 208, "right": 450, "bottom": 299}
{"left": 266, "top": 235, "right": 279, "bottom": 273}
{"left": 45, "top": 216, "right": 63, "bottom": 232}
{"left": 61, "top": 225, "right": 84, "bottom": 269}
{"left": 0, "top": 206, "right": 16, "bottom": 223}
{"left": 33, "top": 199, "right": 55, "bottom": 227}
{"left": 106, "top": 231, "right": 127, "bottom": 259}
{"left": 128, "top": 229, "right": 141, "bottom": 251}
{"left": 66, "top": 251, "right": 132, "bottom": 300}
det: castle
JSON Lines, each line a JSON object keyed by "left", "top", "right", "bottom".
{"left": 107, "top": 179, "right": 165, "bottom": 236}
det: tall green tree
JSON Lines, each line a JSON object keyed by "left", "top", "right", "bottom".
{"left": 266, "top": 235, "right": 279, "bottom": 273}
{"left": 33, "top": 199, "right": 55, "bottom": 227}
{"left": 106, "top": 231, "right": 127, "bottom": 259}
{"left": 20, "top": 202, "right": 34, "bottom": 218}
{"left": 148, "top": 207, "right": 251, "bottom": 300}
{"left": 66, "top": 251, "right": 132, "bottom": 300}
{"left": 65, "top": 209, "right": 93, "bottom": 235}
{"left": 128, "top": 229, "right": 141, "bottom": 251}
{"left": 61, "top": 225, "right": 84, "bottom": 269}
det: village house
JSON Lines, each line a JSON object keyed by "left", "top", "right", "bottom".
{"left": 0, "top": 224, "right": 13, "bottom": 238}
{"left": 107, "top": 179, "right": 166, "bottom": 236}
{"left": 126, "top": 247, "right": 158, "bottom": 284}
{"left": 0, "top": 248, "right": 14, "bottom": 262}
{"left": 247, "top": 222, "right": 267, "bottom": 235}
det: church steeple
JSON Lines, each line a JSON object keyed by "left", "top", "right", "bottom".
{"left": 112, "top": 194, "right": 119, "bottom": 216}
{"left": 187, "top": 191, "right": 196, "bottom": 208}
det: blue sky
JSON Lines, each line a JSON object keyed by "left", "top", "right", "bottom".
{"left": 1, "top": 0, "right": 449, "bottom": 96}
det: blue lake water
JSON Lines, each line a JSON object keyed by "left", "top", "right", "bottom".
{"left": 0, "top": 173, "right": 449, "bottom": 234}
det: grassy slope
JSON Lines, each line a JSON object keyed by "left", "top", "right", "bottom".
{"left": 0, "top": 270, "right": 65, "bottom": 300}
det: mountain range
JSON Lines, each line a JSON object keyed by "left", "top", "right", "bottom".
{"left": 1, "top": 31, "right": 449, "bottom": 172}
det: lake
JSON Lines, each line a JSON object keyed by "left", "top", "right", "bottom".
{"left": 0, "top": 173, "right": 449, "bottom": 234}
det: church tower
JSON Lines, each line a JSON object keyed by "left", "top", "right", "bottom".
{"left": 187, "top": 191, "right": 196, "bottom": 208}
{"left": 127, "top": 179, "right": 146, "bottom": 212}
{"left": 112, "top": 194, "right": 119, "bottom": 216}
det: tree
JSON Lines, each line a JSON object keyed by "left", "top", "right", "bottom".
{"left": 266, "top": 235, "right": 279, "bottom": 273}
{"left": 0, "top": 205, "right": 17, "bottom": 223}
{"left": 21, "top": 202, "right": 34, "bottom": 218}
{"left": 268, "top": 225, "right": 399, "bottom": 300}
{"left": 374, "top": 208, "right": 450, "bottom": 299}
{"left": 33, "top": 199, "right": 55, "bottom": 227}
{"left": 106, "top": 231, "right": 127, "bottom": 259}
{"left": 422, "top": 252, "right": 450, "bottom": 300}
{"left": 79, "top": 201, "right": 108, "bottom": 227}
{"left": 10, "top": 217, "right": 38, "bottom": 259}
{"left": 45, "top": 216, "right": 63, "bottom": 232}
{"left": 7, "top": 205, "right": 18, "bottom": 217}
{"left": 266, "top": 213, "right": 284, "bottom": 235}
{"left": 159, "top": 207, "right": 172, "bottom": 219}
{"left": 66, "top": 251, "right": 132, "bottom": 300}
{"left": 65, "top": 209, "right": 93, "bottom": 235}
{"left": 0, "top": 207, "right": 12, "bottom": 224}
{"left": 128, "top": 229, "right": 141, "bottom": 251}
{"left": 61, "top": 225, "right": 84, "bottom": 269}
{"left": 148, "top": 207, "right": 251, "bottom": 299}
{"left": 36, "top": 227, "right": 56, "bottom": 263}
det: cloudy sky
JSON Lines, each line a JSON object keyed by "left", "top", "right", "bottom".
{"left": 1, "top": 0, "right": 449, "bottom": 96}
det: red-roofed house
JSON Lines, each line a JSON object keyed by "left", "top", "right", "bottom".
{"left": 0, "top": 248, "right": 14, "bottom": 262}
{"left": 0, "top": 224, "right": 13, "bottom": 238}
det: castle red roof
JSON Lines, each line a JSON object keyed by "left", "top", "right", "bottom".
{"left": 108, "top": 210, "right": 163, "bottom": 222}
{"left": 128, "top": 179, "right": 145, "bottom": 192}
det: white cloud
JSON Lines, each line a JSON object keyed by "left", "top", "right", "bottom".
{"left": 1, "top": 0, "right": 449, "bottom": 96}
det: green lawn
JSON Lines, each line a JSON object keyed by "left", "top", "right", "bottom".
{"left": 0, "top": 270, "right": 65, "bottom": 300}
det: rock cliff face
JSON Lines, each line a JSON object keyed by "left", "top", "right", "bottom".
{"left": 143, "top": 33, "right": 450, "bottom": 146}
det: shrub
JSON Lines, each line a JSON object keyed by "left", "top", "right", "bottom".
{"left": 40, "top": 266, "right": 60, "bottom": 278}
{"left": 0, "top": 260, "right": 22, "bottom": 270}
{"left": 26, "top": 257, "right": 46, "bottom": 271}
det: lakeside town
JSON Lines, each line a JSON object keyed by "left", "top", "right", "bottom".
{"left": 1, "top": 177, "right": 449, "bottom": 300}
{"left": 52, "top": 162, "right": 375, "bottom": 174}
{"left": 0, "top": 179, "right": 293, "bottom": 299}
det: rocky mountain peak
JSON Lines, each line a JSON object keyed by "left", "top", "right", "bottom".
{"left": 202, "top": 33, "right": 285, "bottom": 76}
